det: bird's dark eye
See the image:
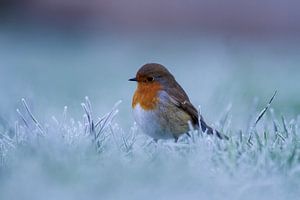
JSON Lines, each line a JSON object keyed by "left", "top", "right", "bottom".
{"left": 147, "top": 77, "right": 154, "bottom": 82}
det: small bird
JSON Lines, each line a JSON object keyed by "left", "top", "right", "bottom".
{"left": 129, "top": 63, "right": 228, "bottom": 142}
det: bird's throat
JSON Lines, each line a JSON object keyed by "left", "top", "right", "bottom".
{"left": 132, "top": 82, "right": 162, "bottom": 110}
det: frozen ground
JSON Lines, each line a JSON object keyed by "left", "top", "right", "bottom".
{"left": 0, "top": 29, "right": 300, "bottom": 200}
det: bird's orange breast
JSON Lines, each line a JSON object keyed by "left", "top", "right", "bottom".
{"left": 132, "top": 82, "right": 162, "bottom": 110}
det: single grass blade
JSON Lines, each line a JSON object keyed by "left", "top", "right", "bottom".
{"left": 254, "top": 91, "right": 277, "bottom": 126}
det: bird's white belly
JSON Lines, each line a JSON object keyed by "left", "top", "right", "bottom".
{"left": 133, "top": 104, "right": 173, "bottom": 140}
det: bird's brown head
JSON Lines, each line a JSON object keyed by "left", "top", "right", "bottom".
{"left": 129, "top": 63, "right": 174, "bottom": 85}
{"left": 129, "top": 63, "right": 176, "bottom": 109}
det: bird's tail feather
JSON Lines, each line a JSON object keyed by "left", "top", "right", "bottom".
{"left": 199, "top": 118, "right": 229, "bottom": 140}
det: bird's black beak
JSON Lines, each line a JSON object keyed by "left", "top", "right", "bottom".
{"left": 128, "top": 77, "right": 137, "bottom": 82}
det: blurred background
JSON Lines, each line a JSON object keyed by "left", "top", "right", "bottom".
{"left": 1, "top": 0, "right": 300, "bottom": 130}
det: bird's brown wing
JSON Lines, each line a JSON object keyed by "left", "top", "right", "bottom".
{"left": 166, "top": 80, "right": 228, "bottom": 140}
{"left": 165, "top": 79, "right": 199, "bottom": 126}
{"left": 169, "top": 96, "right": 199, "bottom": 126}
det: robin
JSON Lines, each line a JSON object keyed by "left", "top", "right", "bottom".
{"left": 129, "top": 63, "right": 228, "bottom": 142}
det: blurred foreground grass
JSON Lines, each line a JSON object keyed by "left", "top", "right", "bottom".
{"left": 0, "top": 96, "right": 300, "bottom": 200}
